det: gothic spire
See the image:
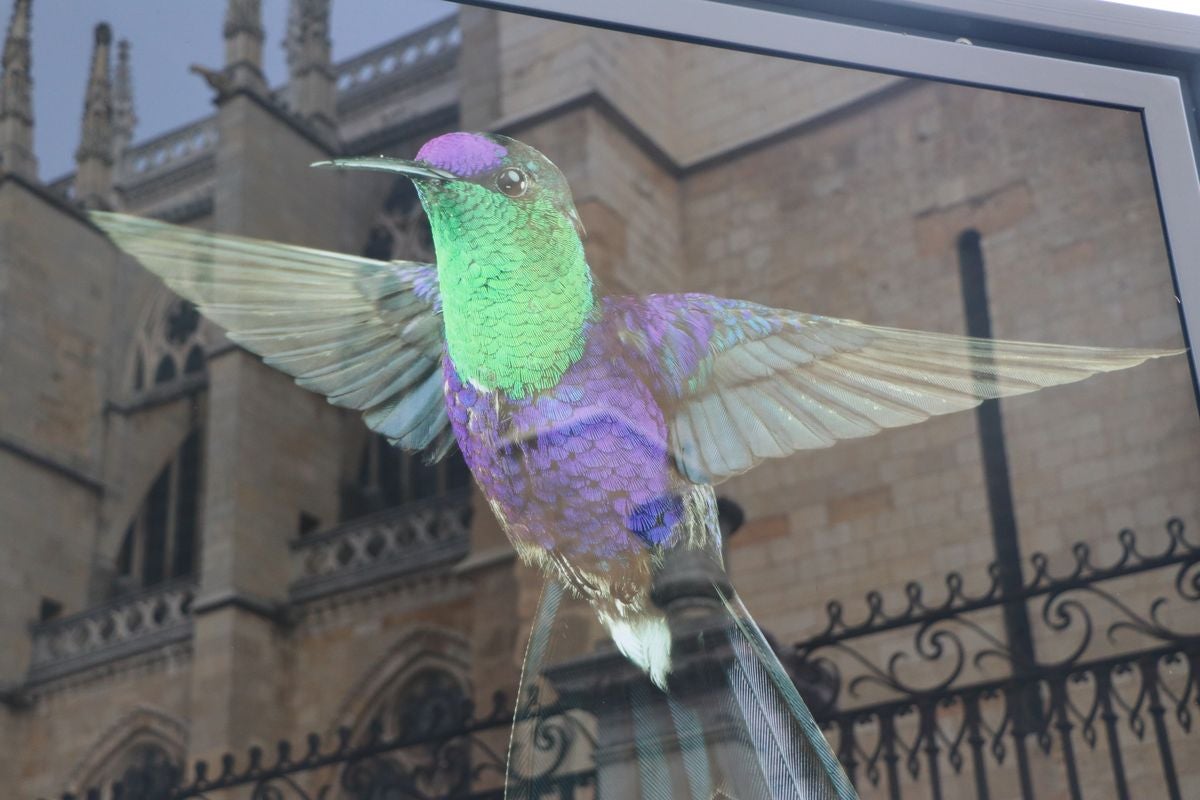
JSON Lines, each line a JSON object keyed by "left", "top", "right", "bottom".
{"left": 74, "top": 22, "right": 114, "bottom": 208}
{"left": 0, "top": 0, "right": 37, "bottom": 180}
{"left": 112, "top": 38, "right": 136, "bottom": 166}
{"left": 283, "top": 0, "right": 335, "bottom": 138}
{"left": 223, "top": 0, "right": 266, "bottom": 95}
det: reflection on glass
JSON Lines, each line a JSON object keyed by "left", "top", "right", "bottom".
{"left": 21, "top": 6, "right": 1199, "bottom": 800}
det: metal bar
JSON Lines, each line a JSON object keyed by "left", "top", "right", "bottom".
{"left": 957, "top": 229, "right": 1038, "bottom": 677}
{"left": 875, "top": 0, "right": 1200, "bottom": 52}
{"left": 1096, "top": 668, "right": 1132, "bottom": 800}
{"left": 1142, "top": 657, "right": 1183, "bottom": 800}
{"left": 1008, "top": 683, "right": 1037, "bottom": 800}
{"left": 882, "top": 711, "right": 903, "bottom": 800}
{"left": 1049, "top": 681, "right": 1083, "bottom": 800}
{"left": 838, "top": 718, "right": 860, "bottom": 789}
{"left": 920, "top": 700, "right": 944, "bottom": 800}
{"left": 964, "top": 694, "right": 992, "bottom": 800}
{"left": 797, "top": 529, "right": 1198, "bottom": 650}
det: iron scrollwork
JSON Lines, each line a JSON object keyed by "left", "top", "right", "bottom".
{"left": 794, "top": 518, "right": 1200, "bottom": 800}
{"left": 66, "top": 686, "right": 595, "bottom": 800}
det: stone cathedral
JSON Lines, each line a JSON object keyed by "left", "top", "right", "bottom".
{"left": 0, "top": 1, "right": 1197, "bottom": 798}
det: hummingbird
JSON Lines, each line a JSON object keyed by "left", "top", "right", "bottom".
{"left": 92, "top": 131, "right": 1181, "bottom": 800}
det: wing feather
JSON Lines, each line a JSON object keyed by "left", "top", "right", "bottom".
{"left": 91, "top": 211, "right": 450, "bottom": 453}
{"left": 620, "top": 294, "right": 1182, "bottom": 483}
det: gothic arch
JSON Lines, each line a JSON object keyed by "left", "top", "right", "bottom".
{"left": 332, "top": 625, "right": 472, "bottom": 740}
{"left": 360, "top": 176, "right": 435, "bottom": 264}
{"left": 108, "top": 422, "right": 204, "bottom": 597}
{"left": 66, "top": 706, "right": 188, "bottom": 796}
{"left": 124, "top": 286, "right": 220, "bottom": 397}
{"left": 341, "top": 430, "right": 471, "bottom": 521}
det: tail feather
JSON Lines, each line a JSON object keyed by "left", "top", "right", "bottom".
{"left": 668, "top": 694, "right": 715, "bottom": 800}
{"left": 720, "top": 589, "right": 857, "bottom": 799}
{"left": 632, "top": 681, "right": 675, "bottom": 800}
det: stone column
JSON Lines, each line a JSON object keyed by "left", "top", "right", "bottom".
{"left": 283, "top": 0, "right": 336, "bottom": 142}
{"left": 111, "top": 38, "right": 135, "bottom": 183}
{"left": 0, "top": 0, "right": 36, "bottom": 179}
{"left": 223, "top": 0, "right": 267, "bottom": 96}
{"left": 187, "top": 10, "right": 345, "bottom": 760}
{"left": 73, "top": 23, "right": 114, "bottom": 209}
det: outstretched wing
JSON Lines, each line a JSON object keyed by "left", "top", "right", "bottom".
{"left": 621, "top": 293, "right": 1182, "bottom": 484}
{"left": 92, "top": 212, "right": 452, "bottom": 456}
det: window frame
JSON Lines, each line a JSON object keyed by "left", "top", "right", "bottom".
{"left": 460, "top": 0, "right": 1200, "bottom": 399}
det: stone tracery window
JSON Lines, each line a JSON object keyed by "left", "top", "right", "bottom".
{"left": 82, "top": 742, "right": 182, "bottom": 800}
{"left": 129, "top": 294, "right": 212, "bottom": 395}
{"left": 391, "top": 667, "right": 469, "bottom": 738}
{"left": 343, "top": 667, "right": 472, "bottom": 798}
{"left": 108, "top": 744, "right": 181, "bottom": 800}
{"left": 341, "top": 434, "right": 471, "bottom": 521}
{"left": 337, "top": 175, "right": 463, "bottom": 522}
{"left": 361, "top": 176, "right": 435, "bottom": 263}
{"left": 114, "top": 428, "right": 203, "bottom": 596}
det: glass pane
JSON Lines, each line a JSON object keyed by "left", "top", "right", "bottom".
{"left": 31, "top": 7, "right": 1197, "bottom": 800}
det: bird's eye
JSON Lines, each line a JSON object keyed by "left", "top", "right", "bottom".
{"left": 496, "top": 168, "right": 529, "bottom": 197}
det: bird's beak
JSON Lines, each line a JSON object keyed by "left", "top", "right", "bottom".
{"left": 310, "top": 156, "right": 457, "bottom": 182}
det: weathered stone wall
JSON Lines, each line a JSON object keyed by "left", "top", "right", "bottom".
{"left": 681, "top": 80, "right": 1198, "bottom": 649}
{"left": 17, "top": 649, "right": 192, "bottom": 798}
{"left": 0, "top": 185, "right": 112, "bottom": 473}
{"left": 671, "top": 43, "right": 901, "bottom": 164}
{"left": 0, "top": 184, "right": 114, "bottom": 682}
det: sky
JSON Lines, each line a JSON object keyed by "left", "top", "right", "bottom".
{"left": 2, "top": 0, "right": 1196, "bottom": 180}
{"left": 0, "top": 0, "right": 455, "bottom": 181}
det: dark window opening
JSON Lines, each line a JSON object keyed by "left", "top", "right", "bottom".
{"left": 384, "top": 177, "right": 420, "bottom": 215}
{"left": 114, "top": 745, "right": 182, "bottom": 800}
{"left": 165, "top": 300, "right": 200, "bottom": 345}
{"left": 171, "top": 431, "right": 201, "bottom": 578}
{"left": 410, "top": 456, "right": 439, "bottom": 500}
{"left": 341, "top": 435, "right": 472, "bottom": 521}
{"left": 445, "top": 448, "right": 471, "bottom": 492}
{"left": 142, "top": 465, "right": 171, "bottom": 587}
{"left": 154, "top": 355, "right": 177, "bottom": 385}
{"left": 363, "top": 226, "right": 394, "bottom": 261}
{"left": 39, "top": 597, "right": 62, "bottom": 622}
{"left": 115, "top": 428, "right": 205, "bottom": 597}
{"left": 393, "top": 668, "right": 467, "bottom": 738}
{"left": 298, "top": 511, "right": 321, "bottom": 537}
{"left": 184, "top": 345, "right": 206, "bottom": 375}
{"left": 117, "top": 525, "right": 134, "bottom": 576}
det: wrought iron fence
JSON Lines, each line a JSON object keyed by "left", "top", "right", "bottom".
{"left": 61, "top": 691, "right": 595, "bottom": 800}
{"left": 61, "top": 518, "right": 1197, "bottom": 800}
{"left": 794, "top": 517, "right": 1200, "bottom": 800}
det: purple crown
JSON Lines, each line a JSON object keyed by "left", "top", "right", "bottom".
{"left": 416, "top": 133, "right": 507, "bottom": 177}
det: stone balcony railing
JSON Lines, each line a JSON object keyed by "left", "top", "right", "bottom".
{"left": 334, "top": 15, "right": 460, "bottom": 100}
{"left": 121, "top": 118, "right": 220, "bottom": 184}
{"left": 27, "top": 579, "right": 196, "bottom": 684}
{"left": 290, "top": 490, "right": 472, "bottom": 602}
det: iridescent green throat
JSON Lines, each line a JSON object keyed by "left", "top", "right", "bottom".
{"left": 420, "top": 183, "right": 594, "bottom": 397}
